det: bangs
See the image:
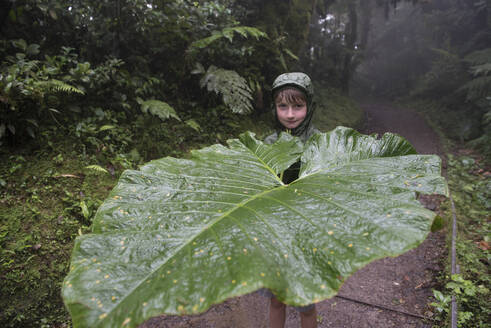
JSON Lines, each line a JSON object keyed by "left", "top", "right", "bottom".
{"left": 274, "top": 87, "right": 306, "bottom": 104}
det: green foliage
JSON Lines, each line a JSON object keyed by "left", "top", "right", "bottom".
{"left": 189, "top": 26, "right": 267, "bottom": 52}
{"left": 447, "top": 155, "right": 490, "bottom": 221}
{"left": 272, "top": 32, "right": 302, "bottom": 72}
{"left": 0, "top": 0, "right": 320, "bottom": 149}
{"left": 194, "top": 64, "right": 254, "bottom": 114}
{"left": 0, "top": 40, "right": 87, "bottom": 142}
{"left": 414, "top": 92, "right": 491, "bottom": 163}
{"left": 313, "top": 87, "right": 364, "bottom": 131}
{"left": 460, "top": 48, "right": 491, "bottom": 103}
{"left": 431, "top": 153, "right": 490, "bottom": 327}
{"left": 411, "top": 48, "right": 468, "bottom": 99}
{"left": 34, "top": 79, "right": 84, "bottom": 95}
{"left": 430, "top": 289, "right": 451, "bottom": 320}
{"left": 410, "top": 99, "right": 484, "bottom": 143}
{"left": 0, "top": 141, "right": 119, "bottom": 327}
{"left": 10, "top": 39, "right": 41, "bottom": 56}
{"left": 432, "top": 274, "right": 489, "bottom": 326}
{"left": 63, "top": 127, "right": 446, "bottom": 327}
{"left": 470, "top": 63, "right": 491, "bottom": 76}
{"left": 446, "top": 274, "right": 485, "bottom": 301}
{"left": 459, "top": 75, "right": 491, "bottom": 101}
{"left": 468, "top": 105, "right": 491, "bottom": 161}
{"left": 85, "top": 165, "right": 109, "bottom": 175}
{"left": 137, "top": 99, "right": 181, "bottom": 122}
{"left": 72, "top": 107, "right": 133, "bottom": 157}
{"left": 462, "top": 48, "right": 491, "bottom": 66}
{"left": 184, "top": 119, "right": 201, "bottom": 132}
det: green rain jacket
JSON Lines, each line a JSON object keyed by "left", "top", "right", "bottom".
{"left": 264, "top": 72, "right": 320, "bottom": 183}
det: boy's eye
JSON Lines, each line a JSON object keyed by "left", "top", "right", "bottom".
{"left": 276, "top": 102, "right": 306, "bottom": 110}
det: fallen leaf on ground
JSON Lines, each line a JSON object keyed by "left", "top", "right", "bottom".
{"left": 55, "top": 174, "right": 82, "bottom": 178}
{"left": 476, "top": 240, "right": 489, "bottom": 250}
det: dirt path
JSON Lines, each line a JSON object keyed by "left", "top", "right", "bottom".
{"left": 141, "top": 102, "right": 446, "bottom": 328}
{"left": 361, "top": 102, "right": 443, "bottom": 156}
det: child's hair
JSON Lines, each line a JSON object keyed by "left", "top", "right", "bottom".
{"left": 273, "top": 87, "right": 307, "bottom": 105}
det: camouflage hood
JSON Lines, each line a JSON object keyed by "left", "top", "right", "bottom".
{"left": 271, "top": 72, "right": 316, "bottom": 142}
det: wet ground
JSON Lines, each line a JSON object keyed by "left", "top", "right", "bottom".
{"left": 140, "top": 102, "right": 447, "bottom": 328}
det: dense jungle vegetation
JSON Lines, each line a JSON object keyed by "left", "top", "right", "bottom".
{"left": 0, "top": 0, "right": 489, "bottom": 327}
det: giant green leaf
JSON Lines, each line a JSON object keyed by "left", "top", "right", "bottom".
{"left": 62, "top": 127, "right": 448, "bottom": 328}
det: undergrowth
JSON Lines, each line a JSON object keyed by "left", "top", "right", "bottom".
{"left": 411, "top": 100, "right": 490, "bottom": 327}
{"left": 314, "top": 86, "right": 364, "bottom": 131}
{"left": 435, "top": 153, "right": 490, "bottom": 327}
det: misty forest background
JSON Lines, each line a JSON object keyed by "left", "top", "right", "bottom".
{"left": 1, "top": 0, "right": 490, "bottom": 327}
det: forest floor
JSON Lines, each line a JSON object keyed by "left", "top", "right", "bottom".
{"left": 140, "top": 101, "right": 448, "bottom": 328}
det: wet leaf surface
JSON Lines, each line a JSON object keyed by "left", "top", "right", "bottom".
{"left": 62, "top": 127, "right": 447, "bottom": 328}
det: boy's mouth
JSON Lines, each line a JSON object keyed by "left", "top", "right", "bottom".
{"left": 283, "top": 120, "right": 300, "bottom": 128}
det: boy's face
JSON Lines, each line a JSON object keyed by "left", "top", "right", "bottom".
{"left": 275, "top": 98, "right": 307, "bottom": 129}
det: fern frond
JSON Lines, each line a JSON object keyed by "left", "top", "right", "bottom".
{"left": 482, "top": 108, "right": 491, "bottom": 125}
{"left": 189, "top": 26, "right": 267, "bottom": 51}
{"left": 185, "top": 119, "right": 201, "bottom": 132}
{"left": 199, "top": 66, "right": 253, "bottom": 114}
{"left": 283, "top": 48, "right": 299, "bottom": 61}
{"left": 430, "top": 48, "right": 458, "bottom": 59}
{"left": 191, "top": 33, "right": 223, "bottom": 50}
{"left": 139, "top": 99, "right": 181, "bottom": 121}
{"left": 222, "top": 26, "right": 267, "bottom": 40}
{"left": 85, "top": 165, "right": 109, "bottom": 174}
{"left": 463, "top": 48, "right": 491, "bottom": 65}
{"left": 458, "top": 75, "right": 491, "bottom": 101}
{"left": 191, "top": 62, "right": 206, "bottom": 75}
{"left": 470, "top": 63, "right": 491, "bottom": 77}
{"left": 34, "top": 79, "right": 85, "bottom": 95}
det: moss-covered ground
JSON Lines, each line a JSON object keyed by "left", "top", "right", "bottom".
{"left": 314, "top": 87, "right": 364, "bottom": 132}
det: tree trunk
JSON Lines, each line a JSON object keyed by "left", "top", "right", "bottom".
{"left": 0, "top": 0, "right": 13, "bottom": 36}
{"left": 341, "top": 0, "right": 358, "bottom": 92}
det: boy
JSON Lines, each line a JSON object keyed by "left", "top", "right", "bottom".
{"left": 263, "top": 72, "right": 319, "bottom": 328}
